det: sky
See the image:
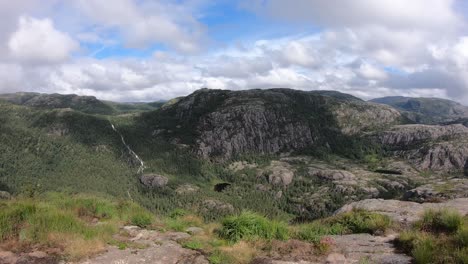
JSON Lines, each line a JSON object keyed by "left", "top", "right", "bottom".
{"left": 1, "top": 0, "right": 468, "bottom": 103}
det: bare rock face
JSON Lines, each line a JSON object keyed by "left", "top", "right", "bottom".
{"left": 376, "top": 124, "right": 468, "bottom": 173}
{"left": 378, "top": 124, "right": 468, "bottom": 147}
{"left": 140, "top": 174, "right": 169, "bottom": 188}
{"left": 404, "top": 178, "right": 468, "bottom": 202}
{"left": 336, "top": 198, "right": 468, "bottom": 224}
{"left": 309, "top": 169, "right": 357, "bottom": 182}
{"left": 80, "top": 226, "right": 209, "bottom": 264}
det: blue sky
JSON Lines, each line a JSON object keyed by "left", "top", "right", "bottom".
{"left": 0, "top": 0, "right": 468, "bottom": 103}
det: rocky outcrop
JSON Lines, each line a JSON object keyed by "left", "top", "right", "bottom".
{"left": 406, "top": 141, "right": 468, "bottom": 172}
{"left": 79, "top": 226, "right": 209, "bottom": 264}
{"left": 145, "top": 89, "right": 401, "bottom": 159}
{"left": 266, "top": 161, "right": 295, "bottom": 186}
{"left": 403, "top": 178, "right": 468, "bottom": 202}
{"left": 376, "top": 124, "right": 468, "bottom": 173}
{"left": 377, "top": 124, "right": 468, "bottom": 147}
{"left": 139, "top": 174, "right": 169, "bottom": 188}
{"left": 175, "top": 184, "right": 200, "bottom": 195}
{"left": 0, "top": 191, "right": 11, "bottom": 200}
{"left": 336, "top": 198, "right": 468, "bottom": 224}
{"left": 252, "top": 234, "right": 410, "bottom": 264}
{"left": 200, "top": 199, "right": 234, "bottom": 216}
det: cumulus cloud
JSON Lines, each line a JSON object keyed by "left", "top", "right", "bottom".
{"left": 73, "top": 0, "right": 206, "bottom": 53}
{"left": 8, "top": 16, "right": 79, "bottom": 64}
{"left": 0, "top": 0, "right": 468, "bottom": 103}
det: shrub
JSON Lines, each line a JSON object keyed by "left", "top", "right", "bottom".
{"left": 130, "top": 212, "right": 153, "bottom": 228}
{"left": 218, "top": 211, "right": 289, "bottom": 242}
{"left": 324, "top": 209, "right": 392, "bottom": 235}
{"left": 412, "top": 237, "right": 436, "bottom": 264}
{"left": 417, "top": 209, "right": 463, "bottom": 233}
{"left": 456, "top": 226, "right": 468, "bottom": 247}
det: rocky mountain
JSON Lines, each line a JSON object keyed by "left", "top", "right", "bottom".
{"left": 370, "top": 96, "right": 468, "bottom": 124}
{"left": 374, "top": 124, "right": 468, "bottom": 174}
{"left": 0, "top": 92, "right": 162, "bottom": 115}
{"left": 141, "top": 88, "right": 402, "bottom": 160}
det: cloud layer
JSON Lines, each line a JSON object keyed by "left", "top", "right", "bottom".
{"left": 0, "top": 0, "right": 467, "bottom": 103}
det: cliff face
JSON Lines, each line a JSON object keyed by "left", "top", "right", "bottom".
{"left": 375, "top": 124, "right": 468, "bottom": 173}
{"left": 143, "top": 88, "right": 401, "bottom": 159}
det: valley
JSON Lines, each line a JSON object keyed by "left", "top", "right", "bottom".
{"left": 0, "top": 88, "right": 467, "bottom": 263}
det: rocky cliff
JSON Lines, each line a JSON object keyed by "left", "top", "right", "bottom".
{"left": 142, "top": 89, "right": 401, "bottom": 159}
{"left": 375, "top": 124, "right": 468, "bottom": 173}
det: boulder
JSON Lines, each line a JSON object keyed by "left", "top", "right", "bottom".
{"left": 266, "top": 161, "right": 294, "bottom": 186}
{"left": 175, "top": 184, "right": 199, "bottom": 195}
{"left": 185, "top": 227, "right": 204, "bottom": 235}
{"left": 140, "top": 174, "right": 168, "bottom": 188}
{"left": 0, "top": 191, "right": 11, "bottom": 200}
{"left": 200, "top": 199, "right": 234, "bottom": 216}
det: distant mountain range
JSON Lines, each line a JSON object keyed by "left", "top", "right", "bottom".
{"left": 370, "top": 96, "right": 468, "bottom": 124}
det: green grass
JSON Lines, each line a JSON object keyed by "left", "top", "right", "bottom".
{"left": 396, "top": 209, "right": 468, "bottom": 264}
{"left": 416, "top": 209, "right": 463, "bottom": 233}
{"left": 293, "top": 222, "right": 346, "bottom": 243}
{"left": 218, "top": 211, "right": 289, "bottom": 242}
{"left": 0, "top": 193, "right": 155, "bottom": 260}
{"left": 182, "top": 239, "right": 203, "bottom": 250}
{"left": 323, "top": 209, "right": 392, "bottom": 235}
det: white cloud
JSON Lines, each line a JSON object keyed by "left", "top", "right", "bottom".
{"left": 73, "top": 0, "right": 206, "bottom": 53}
{"left": 8, "top": 16, "right": 78, "bottom": 64}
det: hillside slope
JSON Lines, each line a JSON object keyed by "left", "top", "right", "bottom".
{"left": 370, "top": 96, "right": 468, "bottom": 124}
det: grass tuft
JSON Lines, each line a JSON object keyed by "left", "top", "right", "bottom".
{"left": 218, "top": 211, "right": 289, "bottom": 242}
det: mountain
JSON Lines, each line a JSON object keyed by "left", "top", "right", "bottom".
{"left": 1, "top": 88, "right": 468, "bottom": 263}
{"left": 0, "top": 92, "right": 163, "bottom": 115}
{"left": 0, "top": 88, "right": 466, "bottom": 223}
{"left": 138, "top": 88, "right": 402, "bottom": 160}
{"left": 370, "top": 96, "right": 468, "bottom": 124}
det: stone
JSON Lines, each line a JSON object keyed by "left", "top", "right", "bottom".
{"left": 185, "top": 227, "right": 204, "bottom": 235}
{"left": 200, "top": 199, "right": 234, "bottom": 216}
{"left": 139, "top": 174, "right": 169, "bottom": 188}
{"left": 267, "top": 161, "right": 295, "bottom": 186}
{"left": 0, "top": 191, "right": 11, "bottom": 200}
{"left": 175, "top": 184, "right": 199, "bottom": 195}
{"left": 325, "top": 253, "right": 346, "bottom": 264}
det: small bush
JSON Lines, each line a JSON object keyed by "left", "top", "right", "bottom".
{"left": 456, "top": 226, "right": 468, "bottom": 247}
{"left": 417, "top": 209, "right": 463, "bottom": 233}
{"left": 324, "top": 209, "right": 392, "bottom": 235}
{"left": 218, "top": 211, "right": 289, "bottom": 242}
{"left": 131, "top": 213, "right": 153, "bottom": 228}
{"left": 412, "top": 237, "right": 436, "bottom": 264}
{"left": 169, "top": 208, "right": 188, "bottom": 219}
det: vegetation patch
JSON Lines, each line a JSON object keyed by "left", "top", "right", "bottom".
{"left": 218, "top": 211, "right": 289, "bottom": 242}
{"left": 396, "top": 209, "right": 468, "bottom": 264}
{"left": 0, "top": 193, "right": 154, "bottom": 261}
